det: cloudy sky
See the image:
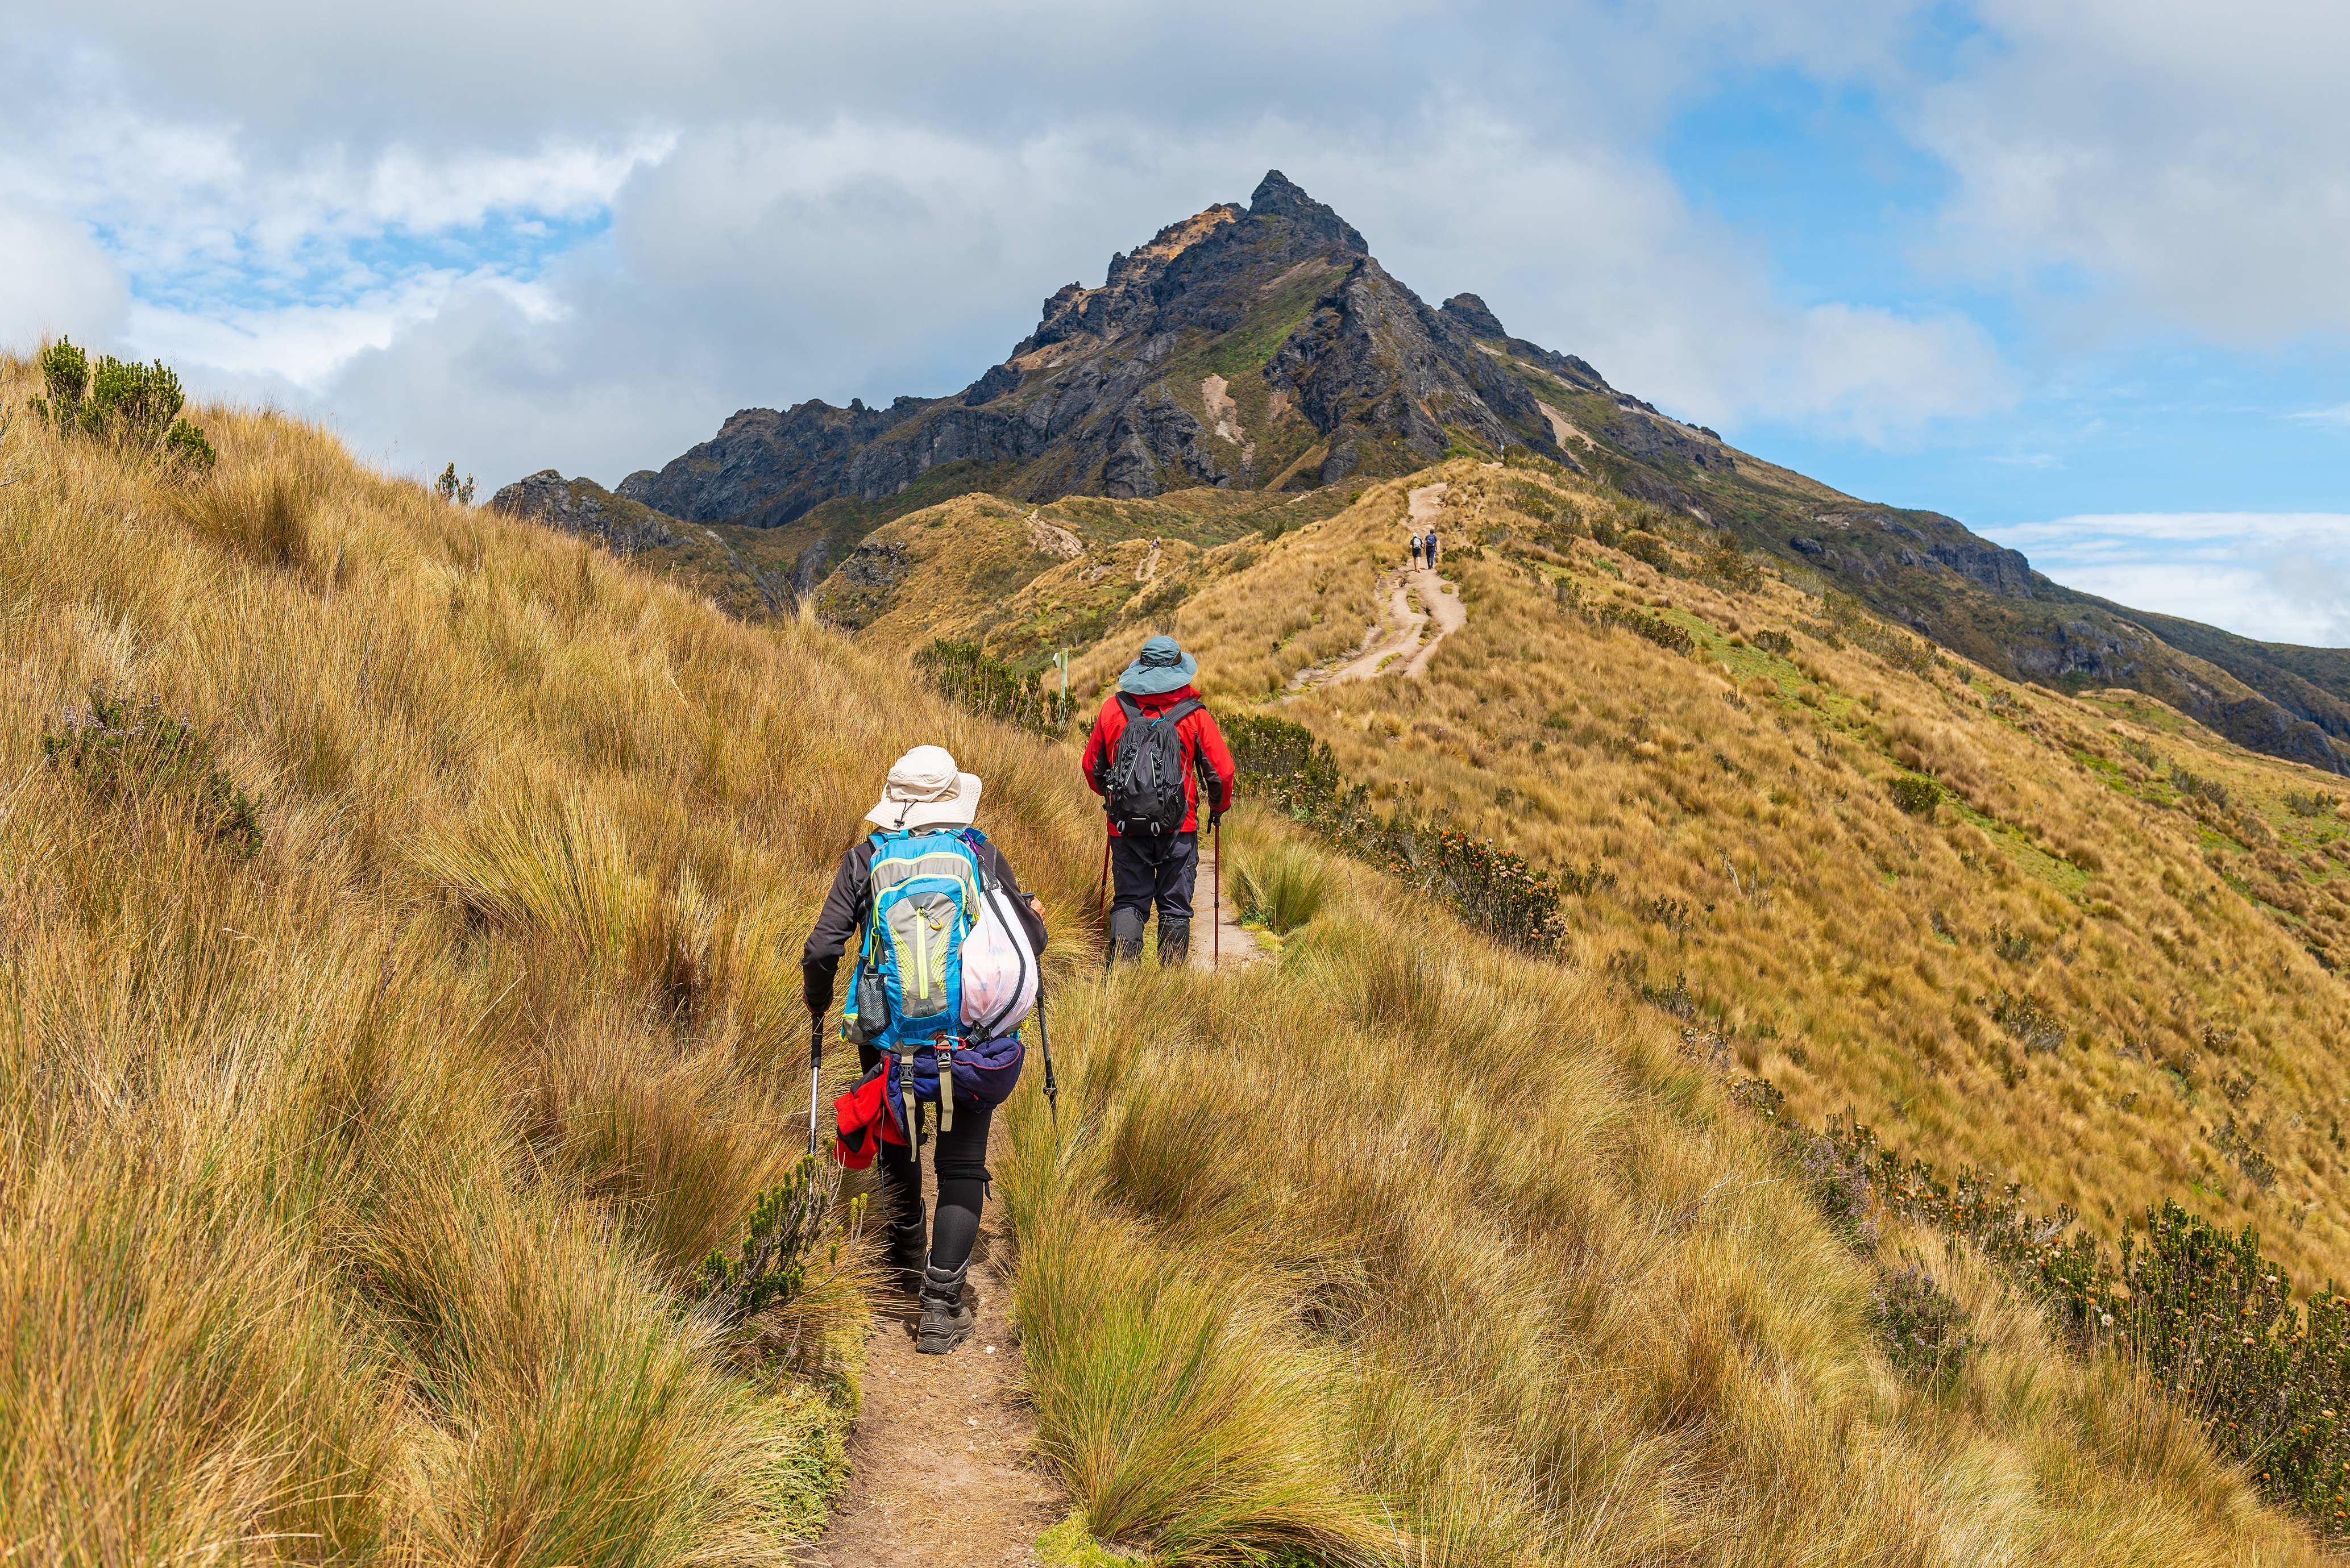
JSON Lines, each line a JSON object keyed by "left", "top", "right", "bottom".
{"left": 5, "top": 0, "right": 2346, "bottom": 643}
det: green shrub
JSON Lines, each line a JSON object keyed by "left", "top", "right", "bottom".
{"left": 43, "top": 687, "right": 262, "bottom": 858}
{"left": 162, "top": 418, "right": 217, "bottom": 476}
{"left": 1620, "top": 530, "right": 1675, "bottom": 574}
{"left": 1888, "top": 774, "right": 1942, "bottom": 815}
{"left": 1233, "top": 843, "right": 1331, "bottom": 934}
{"left": 1701, "top": 536, "right": 1762, "bottom": 592}
{"left": 915, "top": 639, "right": 1074, "bottom": 736}
{"left": 2172, "top": 765, "right": 2229, "bottom": 809}
{"left": 28, "top": 338, "right": 219, "bottom": 472}
{"left": 434, "top": 463, "right": 477, "bottom": 505}
{"left": 1223, "top": 712, "right": 1577, "bottom": 954}
{"left": 2285, "top": 790, "right": 2338, "bottom": 818}
{"left": 694, "top": 1154, "right": 863, "bottom": 1329}
{"left": 1599, "top": 604, "right": 1696, "bottom": 656}
{"left": 1771, "top": 1115, "right": 2350, "bottom": 1540}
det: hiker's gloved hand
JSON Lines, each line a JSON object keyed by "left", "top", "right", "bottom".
{"left": 1207, "top": 809, "right": 1225, "bottom": 830}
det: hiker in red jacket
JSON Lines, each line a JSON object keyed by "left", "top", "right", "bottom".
{"left": 1080, "top": 635, "right": 1238, "bottom": 964}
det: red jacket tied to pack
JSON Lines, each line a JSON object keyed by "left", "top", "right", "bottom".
{"left": 1080, "top": 685, "right": 1238, "bottom": 836}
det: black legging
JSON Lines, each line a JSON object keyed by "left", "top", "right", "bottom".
{"left": 862, "top": 1045, "right": 993, "bottom": 1272}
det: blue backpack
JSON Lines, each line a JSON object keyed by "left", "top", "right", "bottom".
{"left": 843, "top": 827, "right": 1026, "bottom": 1136}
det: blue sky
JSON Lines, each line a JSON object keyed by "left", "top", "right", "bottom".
{"left": 3, "top": 0, "right": 2345, "bottom": 643}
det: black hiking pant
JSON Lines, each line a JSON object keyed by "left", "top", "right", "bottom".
{"left": 861, "top": 1042, "right": 993, "bottom": 1274}
{"left": 1108, "top": 830, "right": 1198, "bottom": 965}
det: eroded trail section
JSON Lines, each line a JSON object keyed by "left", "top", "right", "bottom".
{"left": 1287, "top": 483, "right": 1466, "bottom": 692}
{"left": 799, "top": 1129, "right": 1065, "bottom": 1568}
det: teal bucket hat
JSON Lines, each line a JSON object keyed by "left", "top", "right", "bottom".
{"left": 1119, "top": 634, "right": 1198, "bottom": 694}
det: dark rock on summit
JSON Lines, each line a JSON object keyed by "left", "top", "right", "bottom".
{"left": 491, "top": 471, "right": 681, "bottom": 556}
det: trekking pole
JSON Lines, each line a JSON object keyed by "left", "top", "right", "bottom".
{"left": 1035, "top": 983, "right": 1060, "bottom": 1129}
{"left": 1212, "top": 816, "right": 1222, "bottom": 970}
{"left": 805, "top": 1010, "right": 824, "bottom": 1158}
{"left": 1094, "top": 831, "right": 1112, "bottom": 959}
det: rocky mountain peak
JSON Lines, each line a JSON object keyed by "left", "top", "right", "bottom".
{"left": 1247, "top": 169, "right": 1368, "bottom": 253}
{"left": 1439, "top": 292, "right": 1510, "bottom": 341}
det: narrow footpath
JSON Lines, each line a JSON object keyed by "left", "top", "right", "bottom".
{"left": 796, "top": 1130, "right": 1066, "bottom": 1568}
{"left": 1190, "top": 836, "right": 1267, "bottom": 971}
{"left": 1287, "top": 483, "right": 1467, "bottom": 693}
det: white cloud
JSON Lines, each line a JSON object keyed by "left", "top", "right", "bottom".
{"left": 1914, "top": 0, "right": 2350, "bottom": 345}
{"left": 0, "top": 201, "right": 128, "bottom": 350}
{"left": 1983, "top": 511, "right": 2350, "bottom": 646}
{"left": 2291, "top": 404, "right": 2350, "bottom": 427}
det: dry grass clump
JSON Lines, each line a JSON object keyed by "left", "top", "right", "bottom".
{"left": 0, "top": 356, "right": 1103, "bottom": 1559}
{"left": 996, "top": 820, "right": 2325, "bottom": 1563}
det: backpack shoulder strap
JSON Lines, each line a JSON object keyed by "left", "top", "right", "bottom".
{"left": 1116, "top": 692, "right": 1142, "bottom": 722}
{"left": 1162, "top": 697, "right": 1203, "bottom": 725}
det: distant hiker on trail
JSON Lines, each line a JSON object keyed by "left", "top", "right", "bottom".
{"left": 1425, "top": 529, "right": 1440, "bottom": 566}
{"left": 1409, "top": 533, "right": 1423, "bottom": 568}
{"left": 803, "top": 745, "right": 1047, "bottom": 1355}
{"left": 1082, "top": 635, "right": 1237, "bottom": 965}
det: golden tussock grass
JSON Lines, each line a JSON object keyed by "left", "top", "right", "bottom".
{"left": 1047, "top": 459, "right": 2350, "bottom": 1306}
{"left": 1, "top": 375, "right": 2327, "bottom": 1564}
{"left": 0, "top": 360, "right": 1102, "bottom": 1561}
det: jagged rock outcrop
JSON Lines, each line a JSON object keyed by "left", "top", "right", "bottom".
{"left": 491, "top": 471, "right": 682, "bottom": 556}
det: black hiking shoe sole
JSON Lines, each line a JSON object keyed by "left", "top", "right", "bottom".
{"left": 915, "top": 1303, "right": 975, "bottom": 1354}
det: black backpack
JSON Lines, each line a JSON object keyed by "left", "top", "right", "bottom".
{"left": 1102, "top": 694, "right": 1202, "bottom": 837}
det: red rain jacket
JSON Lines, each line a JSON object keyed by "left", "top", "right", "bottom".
{"left": 1080, "top": 686, "right": 1237, "bottom": 837}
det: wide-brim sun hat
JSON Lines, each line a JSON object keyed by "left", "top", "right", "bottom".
{"left": 1119, "top": 634, "right": 1198, "bottom": 695}
{"left": 866, "top": 744, "right": 983, "bottom": 830}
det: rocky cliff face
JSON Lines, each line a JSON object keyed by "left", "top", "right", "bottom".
{"left": 491, "top": 471, "right": 682, "bottom": 556}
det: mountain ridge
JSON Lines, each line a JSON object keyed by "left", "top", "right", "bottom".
{"left": 506, "top": 170, "right": 2349, "bottom": 775}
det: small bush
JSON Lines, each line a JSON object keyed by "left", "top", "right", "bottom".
{"left": 915, "top": 639, "right": 1074, "bottom": 736}
{"left": 32, "top": 338, "right": 222, "bottom": 474}
{"left": 2172, "top": 766, "right": 2229, "bottom": 809}
{"left": 1620, "top": 530, "right": 1675, "bottom": 575}
{"left": 434, "top": 462, "right": 477, "bottom": 505}
{"left": 694, "top": 1154, "right": 865, "bottom": 1331}
{"left": 1889, "top": 774, "right": 1942, "bottom": 816}
{"left": 1233, "top": 843, "right": 1331, "bottom": 934}
{"left": 2286, "top": 790, "right": 2338, "bottom": 818}
{"left": 162, "top": 418, "right": 217, "bottom": 476}
{"left": 1991, "top": 991, "right": 2065, "bottom": 1053}
{"left": 1701, "top": 537, "right": 1762, "bottom": 592}
{"left": 1874, "top": 1263, "right": 1973, "bottom": 1389}
{"left": 1752, "top": 628, "right": 1794, "bottom": 656}
{"left": 43, "top": 687, "right": 263, "bottom": 858}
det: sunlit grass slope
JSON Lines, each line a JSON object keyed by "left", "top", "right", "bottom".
{"left": 1, "top": 372, "right": 2326, "bottom": 1565}
{"left": 0, "top": 361, "right": 1101, "bottom": 1561}
{"left": 1040, "top": 457, "right": 2350, "bottom": 1303}
{"left": 1000, "top": 821, "right": 2324, "bottom": 1564}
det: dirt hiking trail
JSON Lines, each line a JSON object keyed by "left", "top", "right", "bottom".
{"left": 1190, "top": 836, "right": 1267, "bottom": 971}
{"left": 798, "top": 1126, "right": 1066, "bottom": 1568}
{"left": 1286, "top": 483, "right": 1465, "bottom": 692}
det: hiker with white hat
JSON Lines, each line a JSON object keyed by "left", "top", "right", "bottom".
{"left": 802, "top": 744, "right": 1047, "bottom": 1353}
{"left": 1079, "top": 635, "right": 1237, "bottom": 964}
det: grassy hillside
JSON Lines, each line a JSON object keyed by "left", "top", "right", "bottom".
{"left": 858, "top": 460, "right": 2350, "bottom": 1305}
{"left": 2, "top": 371, "right": 2330, "bottom": 1563}
{"left": 0, "top": 361, "right": 1103, "bottom": 1559}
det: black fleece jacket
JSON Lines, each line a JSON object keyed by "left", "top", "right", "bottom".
{"left": 801, "top": 833, "right": 1048, "bottom": 1016}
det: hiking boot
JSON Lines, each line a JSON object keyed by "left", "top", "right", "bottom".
{"left": 1157, "top": 916, "right": 1191, "bottom": 966}
{"left": 915, "top": 1261, "right": 974, "bottom": 1355}
{"left": 1108, "top": 906, "right": 1146, "bottom": 964}
{"left": 885, "top": 1218, "right": 928, "bottom": 1295}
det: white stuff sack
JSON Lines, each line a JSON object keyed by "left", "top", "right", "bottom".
{"left": 960, "top": 881, "right": 1039, "bottom": 1037}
